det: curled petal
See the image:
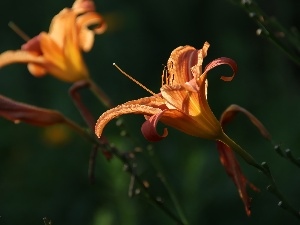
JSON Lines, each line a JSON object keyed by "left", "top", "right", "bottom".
{"left": 21, "top": 35, "right": 42, "bottom": 54}
{"left": 76, "top": 12, "right": 107, "bottom": 52}
{"left": 95, "top": 102, "right": 162, "bottom": 138}
{"left": 204, "top": 57, "right": 237, "bottom": 81}
{"left": 0, "top": 95, "right": 66, "bottom": 126}
{"left": 141, "top": 111, "right": 168, "bottom": 142}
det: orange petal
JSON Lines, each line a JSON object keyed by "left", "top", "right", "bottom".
{"left": 166, "top": 45, "right": 198, "bottom": 85}
{"left": 39, "top": 32, "right": 66, "bottom": 75}
{"left": 95, "top": 97, "right": 164, "bottom": 138}
{"left": 166, "top": 42, "right": 210, "bottom": 86}
{"left": 161, "top": 84, "right": 222, "bottom": 139}
{"left": 0, "top": 50, "right": 44, "bottom": 68}
{"left": 48, "top": 9, "right": 70, "bottom": 48}
{"left": 76, "top": 12, "right": 107, "bottom": 52}
{"left": 27, "top": 63, "right": 47, "bottom": 77}
{"left": 40, "top": 11, "right": 89, "bottom": 82}
{"left": 161, "top": 84, "right": 201, "bottom": 116}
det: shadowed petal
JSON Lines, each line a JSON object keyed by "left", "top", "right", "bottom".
{"left": 217, "top": 141, "right": 259, "bottom": 216}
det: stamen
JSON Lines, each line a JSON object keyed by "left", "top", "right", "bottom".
{"left": 8, "top": 21, "right": 30, "bottom": 42}
{"left": 113, "top": 63, "right": 156, "bottom": 96}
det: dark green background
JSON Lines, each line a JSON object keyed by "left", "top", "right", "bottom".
{"left": 0, "top": 0, "right": 299, "bottom": 224}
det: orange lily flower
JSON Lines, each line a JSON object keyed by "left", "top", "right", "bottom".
{"left": 95, "top": 42, "right": 237, "bottom": 142}
{"left": 0, "top": 0, "right": 106, "bottom": 82}
{"left": 95, "top": 42, "right": 263, "bottom": 215}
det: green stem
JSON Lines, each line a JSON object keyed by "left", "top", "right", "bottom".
{"left": 148, "top": 147, "right": 189, "bottom": 225}
{"left": 104, "top": 145, "right": 186, "bottom": 225}
{"left": 63, "top": 117, "right": 96, "bottom": 144}
{"left": 219, "top": 133, "right": 262, "bottom": 171}
{"left": 219, "top": 132, "right": 300, "bottom": 219}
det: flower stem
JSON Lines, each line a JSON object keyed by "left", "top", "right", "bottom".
{"left": 147, "top": 146, "right": 189, "bottom": 225}
{"left": 219, "top": 133, "right": 300, "bottom": 219}
{"left": 219, "top": 133, "right": 262, "bottom": 171}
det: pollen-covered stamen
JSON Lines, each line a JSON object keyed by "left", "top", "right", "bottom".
{"left": 113, "top": 63, "right": 156, "bottom": 96}
{"left": 161, "top": 64, "right": 175, "bottom": 86}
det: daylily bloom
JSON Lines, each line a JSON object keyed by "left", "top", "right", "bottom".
{"left": 95, "top": 42, "right": 266, "bottom": 215}
{"left": 95, "top": 42, "right": 237, "bottom": 142}
{"left": 0, "top": 0, "right": 106, "bottom": 82}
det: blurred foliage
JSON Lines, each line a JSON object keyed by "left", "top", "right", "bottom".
{"left": 0, "top": 0, "right": 299, "bottom": 225}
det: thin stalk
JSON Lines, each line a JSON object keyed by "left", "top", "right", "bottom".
{"left": 148, "top": 147, "right": 189, "bottom": 225}
{"left": 220, "top": 133, "right": 300, "bottom": 219}
{"left": 102, "top": 145, "right": 186, "bottom": 225}
{"left": 229, "top": 0, "right": 300, "bottom": 66}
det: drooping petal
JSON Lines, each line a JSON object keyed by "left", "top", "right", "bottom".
{"left": 217, "top": 140, "right": 259, "bottom": 216}
{"left": 141, "top": 111, "right": 168, "bottom": 142}
{"left": 95, "top": 96, "right": 165, "bottom": 138}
